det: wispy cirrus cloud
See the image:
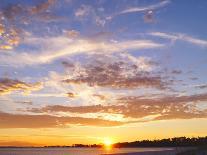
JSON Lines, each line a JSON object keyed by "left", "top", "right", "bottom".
{"left": 119, "top": 0, "right": 170, "bottom": 14}
{"left": 149, "top": 32, "right": 207, "bottom": 48}
{"left": 0, "top": 35, "right": 164, "bottom": 67}
{"left": 108, "top": 0, "right": 171, "bottom": 19}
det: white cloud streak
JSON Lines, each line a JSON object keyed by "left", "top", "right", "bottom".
{"left": 149, "top": 32, "right": 207, "bottom": 48}
{"left": 108, "top": 0, "right": 170, "bottom": 19}
{"left": 120, "top": 0, "right": 170, "bottom": 14}
{"left": 0, "top": 36, "right": 164, "bottom": 67}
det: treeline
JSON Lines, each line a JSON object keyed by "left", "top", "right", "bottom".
{"left": 71, "top": 144, "right": 101, "bottom": 148}
{"left": 43, "top": 144, "right": 101, "bottom": 148}
{"left": 113, "top": 137, "right": 207, "bottom": 148}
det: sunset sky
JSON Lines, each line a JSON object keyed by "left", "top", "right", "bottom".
{"left": 0, "top": 0, "right": 207, "bottom": 146}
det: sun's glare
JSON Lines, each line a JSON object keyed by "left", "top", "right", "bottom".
{"left": 103, "top": 137, "right": 113, "bottom": 150}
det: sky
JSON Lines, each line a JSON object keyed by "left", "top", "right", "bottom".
{"left": 0, "top": 0, "right": 207, "bottom": 146}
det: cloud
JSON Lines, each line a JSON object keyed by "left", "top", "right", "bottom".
{"left": 29, "top": 0, "right": 56, "bottom": 14}
{"left": 75, "top": 5, "right": 91, "bottom": 18}
{"left": 143, "top": 10, "right": 155, "bottom": 23}
{"left": 0, "top": 24, "right": 20, "bottom": 50}
{"left": 14, "top": 101, "right": 33, "bottom": 105}
{"left": 117, "top": 94, "right": 207, "bottom": 120}
{"left": 0, "top": 78, "right": 42, "bottom": 95}
{"left": 47, "top": 72, "right": 116, "bottom": 106}
{"left": 62, "top": 53, "right": 167, "bottom": 89}
{"left": 0, "top": 36, "right": 164, "bottom": 67}
{"left": 0, "top": 111, "right": 125, "bottom": 128}
{"left": 67, "top": 92, "right": 78, "bottom": 98}
{"left": 29, "top": 92, "right": 207, "bottom": 122}
{"left": 149, "top": 32, "right": 207, "bottom": 48}
{"left": 95, "top": 16, "right": 106, "bottom": 27}
{"left": 0, "top": 0, "right": 57, "bottom": 51}
{"left": 171, "top": 70, "right": 182, "bottom": 75}
{"left": 120, "top": 0, "right": 170, "bottom": 14}
{"left": 195, "top": 84, "right": 207, "bottom": 89}
{"left": 29, "top": 53, "right": 171, "bottom": 107}
{"left": 108, "top": 0, "right": 170, "bottom": 19}
{"left": 64, "top": 29, "right": 80, "bottom": 38}
{"left": 74, "top": 4, "right": 106, "bottom": 26}
{"left": 30, "top": 104, "right": 123, "bottom": 114}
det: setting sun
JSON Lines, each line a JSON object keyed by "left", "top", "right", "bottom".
{"left": 103, "top": 138, "right": 113, "bottom": 148}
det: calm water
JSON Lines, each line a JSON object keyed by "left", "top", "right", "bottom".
{"left": 0, "top": 147, "right": 176, "bottom": 155}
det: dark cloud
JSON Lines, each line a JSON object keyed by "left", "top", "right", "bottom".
{"left": 195, "top": 84, "right": 207, "bottom": 89}
{"left": 0, "top": 112, "right": 125, "bottom": 128}
{"left": 62, "top": 56, "right": 168, "bottom": 89}
{"left": 93, "top": 94, "right": 106, "bottom": 100}
{"left": 143, "top": 10, "right": 155, "bottom": 23}
{"left": 190, "top": 77, "right": 198, "bottom": 81}
{"left": 171, "top": 70, "right": 182, "bottom": 74}
{"left": 67, "top": 92, "right": 77, "bottom": 98}
{"left": 62, "top": 61, "right": 75, "bottom": 68}
{"left": 0, "top": 78, "right": 42, "bottom": 95}
{"left": 63, "top": 74, "right": 165, "bottom": 89}
{"left": 15, "top": 101, "right": 33, "bottom": 105}
{"left": 29, "top": 104, "right": 124, "bottom": 114}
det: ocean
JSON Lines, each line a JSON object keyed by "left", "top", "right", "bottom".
{"left": 0, "top": 147, "right": 179, "bottom": 155}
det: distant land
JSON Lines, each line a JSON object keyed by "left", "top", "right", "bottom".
{"left": 0, "top": 136, "right": 206, "bottom": 148}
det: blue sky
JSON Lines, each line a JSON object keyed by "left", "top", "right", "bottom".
{"left": 0, "top": 0, "right": 207, "bottom": 145}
